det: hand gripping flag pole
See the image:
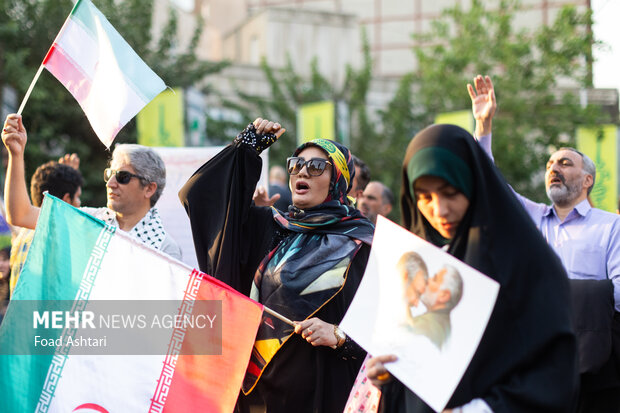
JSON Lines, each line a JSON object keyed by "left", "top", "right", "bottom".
{"left": 263, "top": 306, "right": 295, "bottom": 326}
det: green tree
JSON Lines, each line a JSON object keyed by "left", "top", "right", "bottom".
{"left": 0, "top": 0, "right": 225, "bottom": 206}
{"left": 410, "top": 0, "right": 605, "bottom": 201}
{"left": 206, "top": 1, "right": 605, "bottom": 218}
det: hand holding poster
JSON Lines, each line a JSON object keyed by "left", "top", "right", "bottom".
{"left": 340, "top": 216, "right": 499, "bottom": 412}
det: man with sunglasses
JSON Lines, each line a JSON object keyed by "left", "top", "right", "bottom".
{"left": 2, "top": 114, "right": 181, "bottom": 260}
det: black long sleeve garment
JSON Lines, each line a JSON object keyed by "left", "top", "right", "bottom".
{"left": 179, "top": 144, "right": 368, "bottom": 412}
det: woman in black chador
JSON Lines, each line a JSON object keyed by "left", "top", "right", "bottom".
{"left": 367, "top": 124, "right": 578, "bottom": 412}
{"left": 179, "top": 118, "right": 374, "bottom": 412}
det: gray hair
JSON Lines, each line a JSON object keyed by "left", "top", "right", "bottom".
{"left": 397, "top": 251, "right": 428, "bottom": 282}
{"left": 440, "top": 265, "right": 463, "bottom": 310}
{"left": 558, "top": 147, "right": 596, "bottom": 195}
{"left": 111, "top": 144, "right": 166, "bottom": 206}
{"left": 381, "top": 183, "right": 395, "bottom": 207}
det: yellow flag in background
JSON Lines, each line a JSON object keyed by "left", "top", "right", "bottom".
{"left": 576, "top": 125, "right": 618, "bottom": 212}
{"left": 137, "top": 88, "right": 184, "bottom": 147}
{"left": 434, "top": 110, "right": 474, "bottom": 134}
{"left": 297, "top": 101, "right": 335, "bottom": 145}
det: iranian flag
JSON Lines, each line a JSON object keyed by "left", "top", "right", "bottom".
{"left": 0, "top": 195, "right": 263, "bottom": 413}
{"left": 41, "top": 0, "right": 165, "bottom": 147}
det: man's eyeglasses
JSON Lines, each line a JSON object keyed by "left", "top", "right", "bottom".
{"left": 104, "top": 168, "right": 146, "bottom": 185}
{"left": 286, "top": 157, "right": 332, "bottom": 176}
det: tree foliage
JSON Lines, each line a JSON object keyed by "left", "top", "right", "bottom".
{"left": 0, "top": 0, "right": 225, "bottom": 206}
{"left": 210, "top": 0, "right": 603, "bottom": 216}
{"left": 410, "top": 0, "right": 604, "bottom": 201}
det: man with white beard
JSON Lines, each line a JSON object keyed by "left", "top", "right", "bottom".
{"left": 468, "top": 75, "right": 620, "bottom": 302}
{"left": 469, "top": 75, "right": 620, "bottom": 412}
{"left": 406, "top": 265, "right": 463, "bottom": 351}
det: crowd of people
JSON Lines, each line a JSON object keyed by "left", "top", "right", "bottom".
{"left": 1, "top": 74, "right": 619, "bottom": 413}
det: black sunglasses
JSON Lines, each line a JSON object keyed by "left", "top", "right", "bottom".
{"left": 104, "top": 168, "right": 146, "bottom": 185}
{"left": 286, "top": 157, "right": 332, "bottom": 176}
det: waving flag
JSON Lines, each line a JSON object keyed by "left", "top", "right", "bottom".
{"left": 0, "top": 195, "right": 262, "bottom": 413}
{"left": 42, "top": 0, "right": 165, "bottom": 147}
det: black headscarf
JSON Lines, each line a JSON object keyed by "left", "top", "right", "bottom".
{"left": 384, "top": 124, "right": 578, "bottom": 412}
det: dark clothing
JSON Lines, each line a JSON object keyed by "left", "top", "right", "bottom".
{"left": 385, "top": 124, "right": 579, "bottom": 412}
{"left": 570, "top": 279, "right": 615, "bottom": 375}
{"left": 179, "top": 144, "right": 372, "bottom": 413}
{"left": 180, "top": 144, "right": 273, "bottom": 297}
{"left": 570, "top": 279, "right": 620, "bottom": 413}
{"left": 254, "top": 248, "right": 370, "bottom": 412}
{"left": 575, "top": 386, "right": 620, "bottom": 413}
{"left": 268, "top": 183, "right": 292, "bottom": 213}
{"left": 243, "top": 198, "right": 373, "bottom": 394}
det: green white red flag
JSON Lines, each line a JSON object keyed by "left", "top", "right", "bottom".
{"left": 0, "top": 195, "right": 263, "bottom": 412}
{"left": 42, "top": 0, "right": 165, "bottom": 147}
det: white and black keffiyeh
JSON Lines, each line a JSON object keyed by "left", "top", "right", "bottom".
{"left": 85, "top": 207, "right": 167, "bottom": 251}
{"left": 131, "top": 208, "right": 167, "bottom": 250}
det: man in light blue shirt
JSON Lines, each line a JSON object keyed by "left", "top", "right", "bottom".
{"left": 468, "top": 75, "right": 620, "bottom": 310}
{"left": 468, "top": 74, "right": 620, "bottom": 413}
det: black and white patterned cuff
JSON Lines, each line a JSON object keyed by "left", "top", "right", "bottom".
{"left": 233, "top": 123, "right": 278, "bottom": 154}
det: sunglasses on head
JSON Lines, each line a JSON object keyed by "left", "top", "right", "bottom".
{"left": 286, "top": 157, "right": 332, "bottom": 177}
{"left": 104, "top": 168, "right": 146, "bottom": 185}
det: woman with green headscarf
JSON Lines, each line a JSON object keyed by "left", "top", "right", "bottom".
{"left": 180, "top": 118, "right": 374, "bottom": 412}
{"left": 366, "top": 124, "right": 578, "bottom": 412}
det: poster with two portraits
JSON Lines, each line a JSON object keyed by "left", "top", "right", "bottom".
{"left": 340, "top": 216, "right": 499, "bottom": 412}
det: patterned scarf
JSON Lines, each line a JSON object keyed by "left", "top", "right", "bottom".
{"left": 242, "top": 140, "right": 374, "bottom": 393}
{"left": 293, "top": 138, "right": 355, "bottom": 205}
{"left": 91, "top": 207, "right": 167, "bottom": 250}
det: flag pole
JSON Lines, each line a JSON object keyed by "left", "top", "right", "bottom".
{"left": 17, "top": 64, "right": 45, "bottom": 116}
{"left": 263, "top": 305, "right": 295, "bottom": 327}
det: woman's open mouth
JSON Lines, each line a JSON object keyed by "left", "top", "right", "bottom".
{"left": 295, "top": 181, "right": 310, "bottom": 193}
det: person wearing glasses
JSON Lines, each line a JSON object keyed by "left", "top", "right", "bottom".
{"left": 179, "top": 118, "right": 374, "bottom": 412}
{"left": 1, "top": 114, "right": 181, "bottom": 260}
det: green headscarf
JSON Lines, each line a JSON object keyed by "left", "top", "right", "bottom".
{"left": 407, "top": 146, "right": 473, "bottom": 200}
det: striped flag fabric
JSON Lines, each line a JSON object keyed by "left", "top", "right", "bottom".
{"left": 42, "top": 0, "right": 165, "bottom": 147}
{"left": 0, "top": 195, "right": 263, "bottom": 413}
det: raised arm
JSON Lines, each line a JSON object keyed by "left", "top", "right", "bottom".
{"left": 467, "top": 74, "right": 496, "bottom": 138}
{"left": 1, "top": 114, "right": 39, "bottom": 229}
{"left": 467, "top": 77, "right": 549, "bottom": 231}
{"left": 179, "top": 118, "right": 285, "bottom": 295}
